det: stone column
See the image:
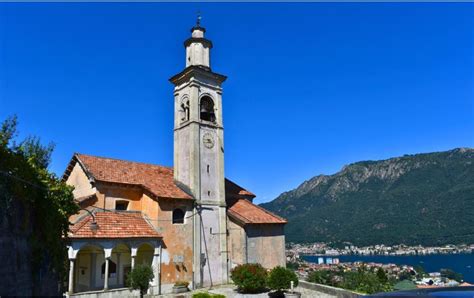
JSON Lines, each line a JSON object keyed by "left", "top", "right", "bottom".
{"left": 131, "top": 247, "right": 137, "bottom": 270}
{"left": 103, "top": 247, "right": 112, "bottom": 291}
{"left": 68, "top": 259, "right": 75, "bottom": 294}
{"left": 152, "top": 246, "right": 161, "bottom": 288}
{"left": 67, "top": 246, "right": 79, "bottom": 294}
{"left": 104, "top": 258, "right": 110, "bottom": 290}
{"left": 116, "top": 253, "right": 121, "bottom": 286}
{"left": 90, "top": 253, "right": 97, "bottom": 290}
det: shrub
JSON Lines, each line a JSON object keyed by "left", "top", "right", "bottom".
{"left": 308, "top": 270, "right": 338, "bottom": 286}
{"left": 230, "top": 263, "right": 268, "bottom": 293}
{"left": 127, "top": 264, "right": 154, "bottom": 298}
{"left": 267, "top": 266, "right": 299, "bottom": 292}
{"left": 286, "top": 261, "right": 299, "bottom": 270}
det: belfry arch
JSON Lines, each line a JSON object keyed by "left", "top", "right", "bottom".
{"left": 200, "top": 96, "right": 216, "bottom": 122}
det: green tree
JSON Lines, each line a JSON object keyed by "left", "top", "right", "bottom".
{"left": 0, "top": 116, "right": 78, "bottom": 294}
{"left": 440, "top": 268, "right": 463, "bottom": 282}
{"left": 351, "top": 266, "right": 392, "bottom": 294}
{"left": 314, "top": 266, "right": 394, "bottom": 294}
{"left": 398, "top": 270, "right": 413, "bottom": 281}
{"left": 414, "top": 265, "right": 427, "bottom": 279}
{"left": 286, "top": 261, "right": 299, "bottom": 270}
{"left": 376, "top": 268, "right": 388, "bottom": 283}
{"left": 127, "top": 264, "right": 154, "bottom": 298}
{"left": 307, "top": 270, "right": 338, "bottom": 287}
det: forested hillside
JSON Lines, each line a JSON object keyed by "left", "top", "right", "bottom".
{"left": 261, "top": 148, "right": 474, "bottom": 246}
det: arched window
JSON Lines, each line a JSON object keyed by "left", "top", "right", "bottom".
{"left": 101, "top": 260, "right": 117, "bottom": 278}
{"left": 172, "top": 208, "right": 185, "bottom": 224}
{"left": 200, "top": 96, "right": 216, "bottom": 122}
{"left": 180, "top": 98, "right": 190, "bottom": 122}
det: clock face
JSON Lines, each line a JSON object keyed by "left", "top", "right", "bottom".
{"left": 203, "top": 133, "right": 215, "bottom": 149}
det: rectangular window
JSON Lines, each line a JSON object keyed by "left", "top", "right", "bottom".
{"left": 115, "top": 200, "right": 129, "bottom": 211}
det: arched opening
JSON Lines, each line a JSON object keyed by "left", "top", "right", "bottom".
{"left": 180, "top": 98, "right": 190, "bottom": 122}
{"left": 172, "top": 208, "right": 185, "bottom": 224}
{"left": 200, "top": 96, "right": 216, "bottom": 122}
{"left": 110, "top": 243, "right": 131, "bottom": 289}
{"left": 136, "top": 243, "right": 154, "bottom": 267}
{"left": 101, "top": 260, "right": 117, "bottom": 279}
{"left": 74, "top": 244, "right": 104, "bottom": 292}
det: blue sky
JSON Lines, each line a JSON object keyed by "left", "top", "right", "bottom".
{"left": 1, "top": 3, "right": 473, "bottom": 203}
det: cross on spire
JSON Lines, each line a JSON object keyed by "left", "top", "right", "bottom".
{"left": 196, "top": 11, "right": 202, "bottom": 27}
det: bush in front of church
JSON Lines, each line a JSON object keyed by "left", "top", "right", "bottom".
{"left": 267, "top": 266, "right": 299, "bottom": 294}
{"left": 230, "top": 263, "right": 268, "bottom": 293}
{"left": 127, "top": 264, "right": 154, "bottom": 298}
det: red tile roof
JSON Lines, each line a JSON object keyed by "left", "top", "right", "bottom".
{"left": 66, "top": 154, "right": 192, "bottom": 199}
{"left": 69, "top": 211, "right": 161, "bottom": 239}
{"left": 64, "top": 153, "right": 284, "bottom": 226}
{"left": 228, "top": 199, "right": 287, "bottom": 225}
{"left": 63, "top": 153, "right": 255, "bottom": 200}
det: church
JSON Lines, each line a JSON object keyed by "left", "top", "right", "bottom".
{"left": 64, "top": 20, "right": 287, "bottom": 296}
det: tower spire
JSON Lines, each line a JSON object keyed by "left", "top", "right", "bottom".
{"left": 185, "top": 14, "right": 212, "bottom": 68}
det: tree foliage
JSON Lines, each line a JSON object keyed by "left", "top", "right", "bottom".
{"left": 286, "top": 261, "right": 300, "bottom": 271}
{"left": 397, "top": 270, "right": 413, "bottom": 281}
{"left": 308, "top": 265, "right": 393, "bottom": 294}
{"left": 414, "top": 265, "right": 427, "bottom": 279}
{"left": 307, "top": 269, "right": 340, "bottom": 287}
{"left": 440, "top": 268, "right": 463, "bottom": 282}
{"left": 127, "top": 264, "right": 154, "bottom": 298}
{"left": 0, "top": 115, "right": 78, "bottom": 293}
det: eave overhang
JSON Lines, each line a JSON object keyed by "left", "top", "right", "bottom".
{"left": 169, "top": 65, "right": 227, "bottom": 86}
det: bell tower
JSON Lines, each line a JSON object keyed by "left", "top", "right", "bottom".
{"left": 169, "top": 17, "right": 228, "bottom": 288}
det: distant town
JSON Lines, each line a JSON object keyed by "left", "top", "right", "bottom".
{"left": 286, "top": 242, "right": 473, "bottom": 291}
{"left": 287, "top": 242, "right": 474, "bottom": 256}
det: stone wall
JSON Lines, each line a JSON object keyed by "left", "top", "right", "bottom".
{"left": 297, "top": 280, "right": 361, "bottom": 298}
{"left": 69, "top": 288, "right": 140, "bottom": 298}
{"left": 0, "top": 199, "right": 60, "bottom": 296}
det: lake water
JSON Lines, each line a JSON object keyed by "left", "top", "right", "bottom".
{"left": 303, "top": 254, "right": 474, "bottom": 282}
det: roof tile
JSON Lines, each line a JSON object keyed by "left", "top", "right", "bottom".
{"left": 69, "top": 212, "right": 161, "bottom": 239}
{"left": 64, "top": 153, "right": 284, "bottom": 226}
{"left": 75, "top": 154, "right": 192, "bottom": 199}
{"left": 66, "top": 153, "right": 255, "bottom": 200}
{"left": 228, "top": 199, "right": 287, "bottom": 225}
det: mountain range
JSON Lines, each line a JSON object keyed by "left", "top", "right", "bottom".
{"left": 260, "top": 148, "right": 474, "bottom": 246}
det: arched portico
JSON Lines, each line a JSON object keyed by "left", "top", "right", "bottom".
{"left": 73, "top": 244, "right": 104, "bottom": 292}
{"left": 136, "top": 242, "right": 154, "bottom": 267}
{"left": 67, "top": 239, "right": 161, "bottom": 295}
